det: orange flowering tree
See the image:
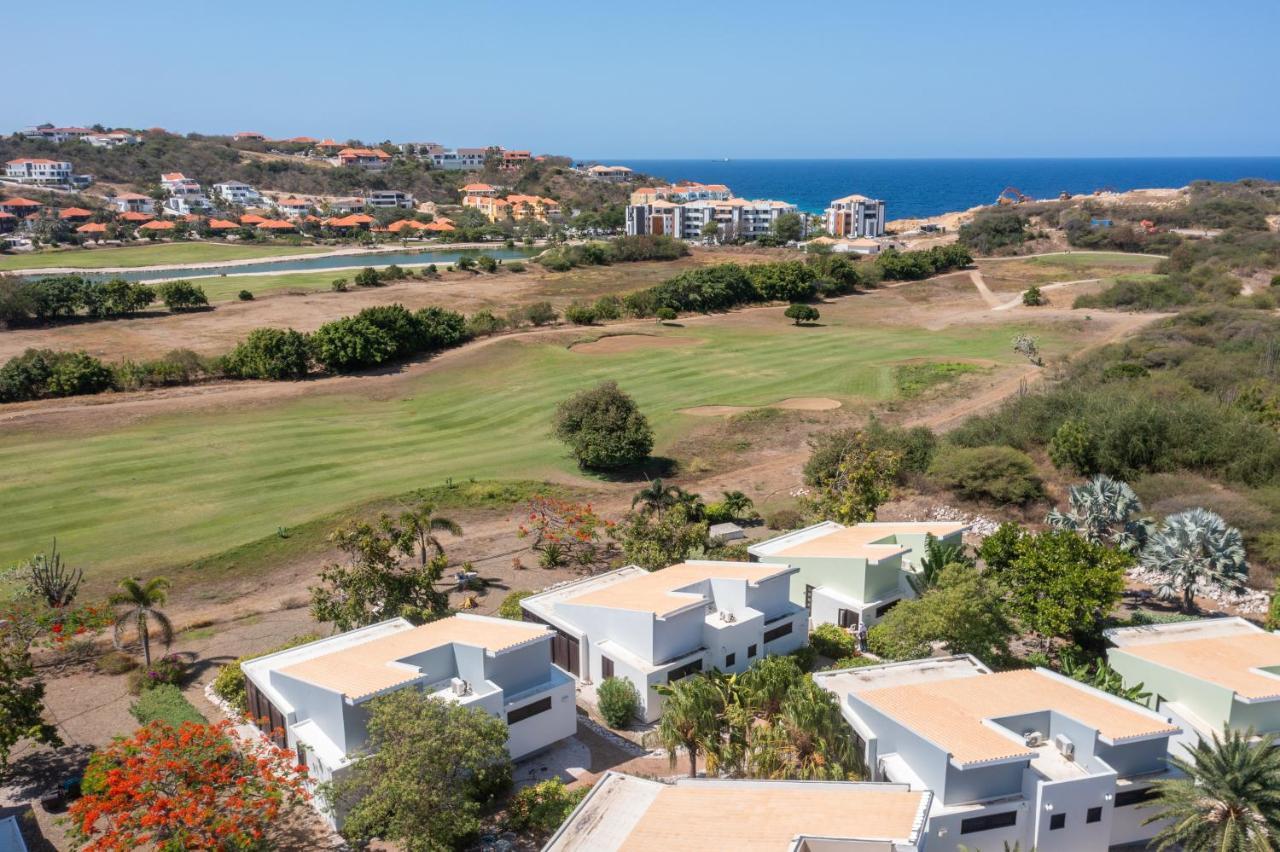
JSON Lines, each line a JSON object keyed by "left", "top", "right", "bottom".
{"left": 70, "top": 719, "right": 309, "bottom": 851}
{"left": 516, "top": 496, "right": 616, "bottom": 571}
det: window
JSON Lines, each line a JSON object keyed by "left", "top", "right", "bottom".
{"left": 875, "top": 600, "right": 900, "bottom": 618}
{"left": 601, "top": 657, "right": 614, "bottom": 680}
{"left": 507, "top": 696, "right": 552, "bottom": 725}
{"left": 1049, "top": 813, "right": 1066, "bottom": 830}
{"left": 837, "top": 609, "right": 858, "bottom": 628}
{"left": 725, "top": 653, "right": 736, "bottom": 667}
{"left": 667, "top": 659, "right": 703, "bottom": 683}
{"left": 1115, "top": 787, "right": 1160, "bottom": 808}
{"left": 804, "top": 585, "right": 815, "bottom": 611}
{"left": 960, "top": 811, "right": 1018, "bottom": 835}
{"left": 1086, "top": 806, "right": 1102, "bottom": 824}
{"left": 763, "top": 622, "right": 793, "bottom": 643}
{"left": 747, "top": 644, "right": 758, "bottom": 659}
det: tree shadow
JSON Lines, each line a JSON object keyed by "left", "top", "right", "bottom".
{"left": 588, "top": 456, "right": 679, "bottom": 483}
{"left": 2, "top": 744, "right": 93, "bottom": 805}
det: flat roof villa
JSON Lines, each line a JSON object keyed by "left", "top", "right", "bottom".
{"left": 815, "top": 655, "right": 1182, "bottom": 852}
{"left": 748, "top": 521, "right": 967, "bottom": 629}
{"left": 544, "top": 772, "right": 932, "bottom": 851}
{"left": 1106, "top": 617, "right": 1280, "bottom": 742}
{"left": 241, "top": 614, "right": 575, "bottom": 826}
{"left": 521, "top": 561, "right": 808, "bottom": 721}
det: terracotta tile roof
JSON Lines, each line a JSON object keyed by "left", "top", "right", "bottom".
{"left": 0, "top": 198, "right": 42, "bottom": 208}
{"left": 76, "top": 222, "right": 107, "bottom": 233}
{"left": 58, "top": 207, "right": 93, "bottom": 219}
{"left": 0, "top": 212, "right": 15, "bottom": 219}
{"left": 239, "top": 214, "right": 267, "bottom": 225}
{"left": 1118, "top": 631, "right": 1280, "bottom": 701}
{"left": 7, "top": 158, "right": 67, "bottom": 166}
{"left": 462, "top": 183, "right": 496, "bottom": 191}
{"left": 422, "top": 221, "right": 455, "bottom": 232}
{"left": 114, "top": 192, "right": 151, "bottom": 200}
{"left": 207, "top": 218, "right": 239, "bottom": 229}
{"left": 564, "top": 562, "right": 794, "bottom": 617}
{"left": 279, "top": 615, "right": 550, "bottom": 701}
{"left": 160, "top": 172, "right": 187, "bottom": 182}
{"left": 858, "top": 669, "right": 1178, "bottom": 767}
{"left": 118, "top": 211, "right": 154, "bottom": 222}
{"left": 386, "top": 219, "right": 429, "bottom": 232}
{"left": 288, "top": 136, "right": 318, "bottom": 143}
{"left": 337, "top": 147, "right": 391, "bottom": 159}
{"left": 256, "top": 219, "right": 296, "bottom": 230}
{"left": 324, "top": 213, "right": 375, "bottom": 227}
{"left": 138, "top": 220, "right": 175, "bottom": 231}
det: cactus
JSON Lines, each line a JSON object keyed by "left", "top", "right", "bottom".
{"left": 27, "top": 540, "right": 83, "bottom": 608}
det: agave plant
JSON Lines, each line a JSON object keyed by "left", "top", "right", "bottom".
{"left": 1140, "top": 508, "right": 1248, "bottom": 613}
{"left": 1045, "top": 474, "right": 1154, "bottom": 554}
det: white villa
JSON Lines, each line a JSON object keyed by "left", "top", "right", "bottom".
{"left": 825, "top": 194, "right": 886, "bottom": 238}
{"left": 109, "top": 192, "right": 154, "bottom": 214}
{"left": 1106, "top": 617, "right": 1280, "bottom": 742}
{"left": 241, "top": 614, "right": 576, "bottom": 826}
{"left": 545, "top": 772, "right": 932, "bottom": 851}
{"left": 815, "top": 655, "right": 1182, "bottom": 852}
{"left": 213, "top": 181, "right": 263, "bottom": 206}
{"left": 521, "top": 561, "right": 808, "bottom": 722}
{"left": 5, "top": 158, "right": 72, "bottom": 185}
{"left": 160, "top": 172, "right": 212, "bottom": 215}
{"left": 748, "top": 521, "right": 968, "bottom": 629}
{"left": 365, "top": 189, "right": 415, "bottom": 209}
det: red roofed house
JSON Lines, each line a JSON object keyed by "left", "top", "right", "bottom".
{"left": 138, "top": 219, "right": 176, "bottom": 232}
{"left": 110, "top": 192, "right": 155, "bottom": 214}
{"left": 422, "top": 220, "right": 455, "bottom": 233}
{"left": 0, "top": 198, "right": 43, "bottom": 216}
{"left": 462, "top": 183, "right": 498, "bottom": 197}
{"left": 118, "top": 211, "right": 154, "bottom": 223}
{"left": 6, "top": 158, "right": 72, "bottom": 185}
{"left": 323, "top": 213, "right": 375, "bottom": 230}
{"left": 334, "top": 148, "right": 392, "bottom": 171}
{"left": 501, "top": 150, "right": 532, "bottom": 170}
{"left": 256, "top": 219, "right": 297, "bottom": 232}
{"left": 207, "top": 218, "right": 239, "bottom": 231}
{"left": 232, "top": 131, "right": 267, "bottom": 142}
{"left": 58, "top": 207, "right": 94, "bottom": 222}
{"left": 287, "top": 136, "right": 319, "bottom": 144}
{"left": 76, "top": 222, "right": 108, "bottom": 235}
{"left": 240, "top": 213, "right": 268, "bottom": 226}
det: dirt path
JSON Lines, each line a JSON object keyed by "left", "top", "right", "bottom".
{"left": 992, "top": 278, "right": 1101, "bottom": 311}
{"left": 967, "top": 269, "right": 1002, "bottom": 308}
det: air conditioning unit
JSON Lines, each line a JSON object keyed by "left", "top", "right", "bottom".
{"left": 1023, "top": 730, "right": 1045, "bottom": 747}
{"left": 719, "top": 611, "right": 736, "bottom": 624}
{"left": 451, "top": 678, "right": 471, "bottom": 697}
{"left": 1054, "top": 734, "right": 1075, "bottom": 760}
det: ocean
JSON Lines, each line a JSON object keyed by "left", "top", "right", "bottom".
{"left": 608, "top": 158, "right": 1280, "bottom": 220}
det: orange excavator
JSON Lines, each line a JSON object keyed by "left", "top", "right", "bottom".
{"left": 997, "top": 186, "right": 1032, "bottom": 206}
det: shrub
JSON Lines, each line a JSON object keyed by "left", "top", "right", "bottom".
{"left": 593, "top": 295, "right": 622, "bottom": 321}
{"left": 506, "top": 779, "right": 588, "bottom": 834}
{"left": 506, "top": 261, "right": 526, "bottom": 273}
{"left": 0, "top": 349, "right": 115, "bottom": 402}
{"left": 1267, "top": 594, "right": 1280, "bottom": 632}
{"left": 331, "top": 277, "right": 349, "bottom": 292}
{"left": 212, "top": 633, "right": 322, "bottom": 712}
{"left": 929, "top": 445, "right": 1044, "bottom": 504}
{"left": 810, "top": 624, "right": 857, "bottom": 659}
{"left": 826, "top": 655, "right": 879, "bottom": 670}
{"left": 655, "top": 306, "right": 677, "bottom": 322}
{"left": 863, "top": 420, "right": 938, "bottom": 479}
{"left": 1271, "top": 274, "right": 1280, "bottom": 288}
{"left": 223, "top": 328, "right": 311, "bottom": 380}
{"left": 354, "top": 267, "right": 381, "bottom": 287}
{"left": 784, "top": 304, "right": 820, "bottom": 325}
{"left": 867, "top": 621, "right": 931, "bottom": 661}
{"left": 476, "top": 254, "right": 499, "bottom": 273}
{"left": 129, "top": 683, "right": 206, "bottom": 727}
{"left": 1048, "top": 417, "right": 1098, "bottom": 475}
{"left": 563, "top": 302, "right": 597, "bottom": 325}
{"left": 467, "top": 309, "right": 506, "bottom": 337}
{"left": 127, "top": 654, "right": 189, "bottom": 695}
{"left": 498, "top": 591, "right": 532, "bottom": 620}
{"left": 46, "top": 351, "right": 116, "bottom": 397}
{"left": 238, "top": 290, "right": 254, "bottom": 301}
{"left": 154, "top": 281, "right": 208, "bottom": 310}
{"left": 596, "top": 676, "right": 641, "bottom": 728}
{"left": 95, "top": 651, "right": 138, "bottom": 676}
{"left": 1023, "top": 285, "right": 1046, "bottom": 306}
{"left": 310, "top": 316, "right": 397, "bottom": 372}
{"left": 552, "top": 381, "right": 654, "bottom": 470}
{"left": 766, "top": 508, "right": 803, "bottom": 530}
{"left": 523, "top": 301, "right": 558, "bottom": 326}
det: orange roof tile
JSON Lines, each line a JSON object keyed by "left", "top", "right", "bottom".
{"left": 0, "top": 212, "right": 15, "bottom": 219}
{"left": 119, "top": 211, "right": 154, "bottom": 222}
{"left": 0, "top": 198, "right": 43, "bottom": 208}
{"left": 239, "top": 214, "right": 267, "bottom": 224}
{"left": 207, "top": 218, "right": 239, "bottom": 229}
{"left": 7, "top": 158, "right": 66, "bottom": 166}
{"left": 58, "top": 207, "right": 94, "bottom": 219}
{"left": 138, "top": 220, "right": 175, "bottom": 231}
{"left": 256, "top": 219, "right": 296, "bottom": 230}
{"left": 76, "top": 222, "right": 107, "bottom": 233}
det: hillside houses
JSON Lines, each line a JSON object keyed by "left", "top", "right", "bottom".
{"left": 464, "top": 192, "right": 560, "bottom": 223}
{"left": 333, "top": 147, "right": 392, "bottom": 170}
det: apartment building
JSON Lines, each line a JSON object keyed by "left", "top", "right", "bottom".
{"left": 815, "top": 655, "right": 1183, "bottom": 852}
{"left": 20, "top": 125, "right": 92, "bottom": 143}
{"left": 825, "top": 194, "right": 887, "bottom": 238}
{"left": 521, "top": 561, "right": 808, "bottom": 722}
{"left": 160, "top": 172, "right": 211, "bottom": 215}
{"left": 5, "top": 158, "right": 72, "bottom": 185}
{"left": 626, "top": 196, "right": 799, "bottom": 240}
{"left": 109, "top": 193, "right": 155, "bottom": 214}
{"left": 333, "top": 147, "right": 392, "bottom": 170}
{"left": 213, "top": 181, "right": 263, "bottom": 206}
{"left": 501, "top": 150, "right": 532, "bottom": 169}
{"left": 365, "top": 189, "right": 415, "bottom": 209}
{"left": 241, "top": 614, "right": 576, "bottom": 825}
{"left": 545, "top": 771, "right": 932, "bottom": 851}
{"left": 748, "top": 521, "right": 968, "bottom": 629}
{"left": 430, "top": 147, "right": 489, "bottom": 170}
{"left": 1106, "top": 617, "right": 1280, "bottom": 742}
{"left": 630, "top": 182, "right": 734, "bottom": 204}
{"left": 464, "top": 193, "right": 560, "bottom": 223}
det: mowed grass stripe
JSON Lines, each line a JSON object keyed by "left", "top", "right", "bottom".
{"left": 0, "top": 242, "right": 331, "bottom": 272}
{"left": 0, "top": 316, "right": 1054, "bottom": 580}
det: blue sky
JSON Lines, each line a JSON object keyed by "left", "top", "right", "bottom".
{"left": 14, "top": 0, "right": 1278, "bottom": 158}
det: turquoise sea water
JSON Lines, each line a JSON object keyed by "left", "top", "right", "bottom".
{"left": 610, "top": 158, "right": 1280, "bottom": 218}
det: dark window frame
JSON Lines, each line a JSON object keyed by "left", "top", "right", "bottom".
{"left": 507, "top": 696, "right": 553, "bottom": 725}
{"left": 1086, "top": 806, "right": 1103, "bottom": 824}
{"left": 725, "top": 653, "right": 736, "bottom": 667}
{"left": 959, "top": 810, "right": 1018, "bottom": 835}
{"left": 763, "top": 622, "right": 793, "bottom": 643}
{"left": 1049, "top": 813, "right": 1066, "bottom": 830}
{"left": 667, "top": 658, "right": 704, "bottom": 683}
{"left": 1115, "top": 787, "right": 1160, "bottom": 808}
{"left": 747, "top": 644, "right": 758, "bottom": 658}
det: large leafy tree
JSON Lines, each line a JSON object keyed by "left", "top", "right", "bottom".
{"left": 1145, "top": 727, "right": 1280, "bottom": 852}
{"left": 0, "top": 632, "right": 61, "bottom": 780}
{"left": 907, "top": 532, "right": 974, "bottom": 594}
{"left": 612, "top": 504, "right": 709, "bottom": 572}
{"left": 70, "top": 719, "right": 308, "bottom": 851}
{"left": 1140, "top": 508, "right": 1247, "bottom": 613}
{"left": 309, "top": 518, "right": 450, "bottom": 631}
{"left": 869, "top": 563, "right": 1015, "bottom": 663}
{"left": 110, "top": 577, "right": 173, "bottom": 667}
{"left": 552, "top": 381, "right": 654, "bottom": 471}
{"left": 803, "top": 430, "right": 900, "bottom": 524}
{"left": 746, "top": 678, "right": 863, "bottom": 781}
{"left": 1045, "top": 474, "right": 1153, "bottom": 554}
{"left": 1000, "top": 530, "right": 1129, "bottom": 646}
{"left": 325, "top": 691, "right": 511, "bottom": 851}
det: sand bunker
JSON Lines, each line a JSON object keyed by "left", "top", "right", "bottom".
{"left": 679, "top": 397, "right": 842, "bottom": 417}
{"left": 570, "top": 334, "right": 702, "bottom": 355}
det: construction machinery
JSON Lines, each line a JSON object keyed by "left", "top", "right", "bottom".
{"left": 997, "top": 186, "right": 1032, "bottom": 205}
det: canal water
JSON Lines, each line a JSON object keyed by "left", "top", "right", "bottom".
{"left": 76, "top": 246, "right": 537, "bottom": 283}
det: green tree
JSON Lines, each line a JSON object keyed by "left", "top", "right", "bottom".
{"left": 325, "top": 690, "right": 512, "bottom": 851}
{"left": 771, "top": 212, "right": 804, "bottom": 243}
{"left": 784, "top": 304, "right": 820, "bottom": 325}
{"left": 700, "top": 220, "right": 720, "bottom": 241}
{"left": 0, "top": 634, "right": 61, "bottom": 779}
{"left": 631, "top": 478, "right": 680, "bottom": 517}
{"left": 109, "top": 577, "right": 173, "bottom": 668}
{"left": 154, "top": 281, "right": 208, "bottom": 311}
{"left": 1140, "top": 508, "right": 1248, "bottom": 613}
{"left": 1045, "top": 475, "right": 1153, "bottom": 554}
{"left": 497, "top": 591, "right": 532, "bottom": 620}
{"left": 223, "top": 328, "right": 312, "bottom": 380}
{"left": 907, "top": 532, "right": 974, "bottom": 594}
{"left": 1145, "top": 727, "right": 1280, "bottom": 852}
{"left": 507, "top": 779, "right": 588, "bottom": 835}
{"left": 869, "top": 563, "right": 1015, "bottom": 663}
{"left": 1022, "top": 285, "right": 1046, "bottom": 306}
{"left": 1048, "top": 417, "right": 1098, "bottom": 475}
{"left": 977, "top": 521, "right": 1024, "bottom": 573}
{"left": 804, "top": 431, "right": 900, "bottom": 524}
{"left": 389, "top": 499, "right": 462, "bottom": 567}
{"left": 1002, "top": 530, "right": 1129, "bottom": 645}
{"left": 654, "top": 674, "right": 724, "bottom": 778}
{"left": 747, "top": 678, "right": 863, "bottom": 781}
{"left": 613, "top": 505, "right": 710, "bottom": 571}
{"left": 309, "top": 316, "right": 397, "bottom": 372}
{"left": 552, "top": 381, "right": 654, "bottom": 470}
{"left": 596, "top": 676, "right": 641, "bottom": 728}
{"left": 720, "top": 490, "right": 754, "bottom": 518}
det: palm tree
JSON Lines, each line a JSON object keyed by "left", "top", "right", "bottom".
{"left": 671, "top": 488, "right": 707, "bottom": 522}
{"left": 392, "top": 499, "right": 462, "bottom": 567}
{"left": 110, "top": 577, "right": 173, "bottom": 668}
{"left": 746, "top": 681, "right": 865, "bottom": 781}
{"left": 1145, "top": 727, "right": 1280, "bottom": 851}
{"left": 1140, "top": 508, "right": 1248, "bottom": 613}
{"left": 907, "top": 532, "right": 973, "bottom": 595}
{"left": 1046, "top": 474, "right": 1153, "bottom": 554}
{"left": 631, "top": 478, "right": 679, "bottom": 517}
{"left": 654, "top": 675, "right": 723, "bottom": 778}
{"left": 720, "top": 490, "right": 754, "bottom": 520}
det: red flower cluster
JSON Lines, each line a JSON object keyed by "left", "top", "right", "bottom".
{"left": 70, "top": 719, "right": 309, "bottom": 850}
{"left": 515, "top": 495, "right": 616, "bottom": 570}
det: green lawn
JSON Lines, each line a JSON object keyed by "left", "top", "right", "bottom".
{"left": 0, "top": 242, "right": 330, "bottom": 272}
{"left": 0, "top": 312, "right": 1063, "bottom": 584}
{"left": 1026, "top": 251, "right": 1163, "bottom": 269}
{"left": 199, "top": 270, "right": 349, "bottom": 302}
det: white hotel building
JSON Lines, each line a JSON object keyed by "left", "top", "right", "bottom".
{"left": 625, "top": 196, "right": 800, "bottom": 241}
{"left": 521, "top": 561, "right": 808, "bottom": 722}
{"left": 825, "top": 193, "right": 886, "bottom": 238}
